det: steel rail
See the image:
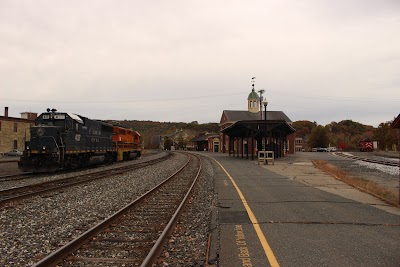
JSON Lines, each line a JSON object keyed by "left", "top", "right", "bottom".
{"left": 0, "top": 159, "right": 19, "bottom": 163}
{"left": 141, "top": 153, "right": 202, "bottom": 266}
{"left": 0, "top": 173, "right": 33, "bottom": 181}
{"left": 333, "top": 152, "right": 399, "bottom": 167}
{"left": 32, "top": 152, "right": 195, "bottom": 267}
{"left": 0, "top": 153, "right": 173, "bottom": 206}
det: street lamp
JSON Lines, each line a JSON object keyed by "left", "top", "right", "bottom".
{"left": 262, "top": 100, "right": 268, "bottom": 151}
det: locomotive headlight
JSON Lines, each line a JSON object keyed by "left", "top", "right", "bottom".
{"left": 42, "top": 146, "right": 46, "bottom": 150}
{"left": 27, "top": 146, "right": 30, "bottom": 150}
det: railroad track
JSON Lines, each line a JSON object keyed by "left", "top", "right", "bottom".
{"left": 0, "top": 172, "right": 34, "bottom": 182}
{"left": 0, "top": 152, "right": 159, "bottom": 182}
{"left": 333, "top": 152, "right": 400, "bottom": 167}
{"left": 0, "top": 159, "right": 19, "bottom": 163}
{"left": 32, "top": 152, "right": 202, "bottom": 267}
{"left": 0, "top": 153, "right": 173, "bottom": 206}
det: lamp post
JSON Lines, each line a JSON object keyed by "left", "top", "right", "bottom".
{"left": 262, "top": 100, "right": 268, "bottom": 151}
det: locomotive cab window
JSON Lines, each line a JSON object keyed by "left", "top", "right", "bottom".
{"left": 65, "top": 119, "right": 73, "bottom": 130}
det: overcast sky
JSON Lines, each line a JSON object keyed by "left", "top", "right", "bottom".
{"left": 1, "top": 0, "right": 399, "bottom": 127}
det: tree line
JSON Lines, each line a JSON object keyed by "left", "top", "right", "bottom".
{"left": 112, "top": 117, "right": 398, "bottom": 152}
{"left": 293, "top": 119, "right": 399, "bottom": 151}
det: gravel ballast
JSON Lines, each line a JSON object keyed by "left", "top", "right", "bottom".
{"left": 1, "top": 150, "right": 397, "bottom": 266}
{"left": 155, "top": 154, "right": 216, "bottom": 267}
{"left": 0, "top": 151, "right": 190, "bottom": 266}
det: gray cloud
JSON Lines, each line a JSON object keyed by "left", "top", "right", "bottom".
{"left": 0, "top": 0, "right": 399, "bottom": 126}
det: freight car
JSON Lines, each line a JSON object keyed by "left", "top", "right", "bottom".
{"left": 18, "top": 109, "right": 141, "bottom": 172}
{"left": 358, "top": 138, "right": 374, "bottom": 152}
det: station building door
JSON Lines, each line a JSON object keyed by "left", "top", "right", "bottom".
{"left": 213, "top": 141, "right": 220, "bottom": 152}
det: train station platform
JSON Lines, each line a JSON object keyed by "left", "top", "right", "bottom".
{"left": 203, "top": 152, "right": 400, "bottom": 267}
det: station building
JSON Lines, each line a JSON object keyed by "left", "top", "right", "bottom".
{"left": 190, "top": 132, "right": 220, "bottom": 152}
{"left": 0, "top": 107, "right": 37, "bottom": 153}
{"left": 392, "top": 114, "right": 400, "bottom": 129}
{"left": 219, "top": 85, "right": 296, "bottom": 159}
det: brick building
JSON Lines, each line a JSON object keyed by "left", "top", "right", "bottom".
{"left": 219, "top": 85, "right": 296, "bottom": 158}
{"left": 0, "top": 107, "right": 37, "bottom": 153}
{"left": 294, "top": 137, "right": 304, "bottom": 152}
{"left": 190, "top": 132, "right": 220, "bottom": 152}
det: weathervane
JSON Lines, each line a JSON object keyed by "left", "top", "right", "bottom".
{"left": 251, "top": 77, "right": 256, "bottom": 90}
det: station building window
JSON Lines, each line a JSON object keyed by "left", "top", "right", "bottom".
{"left": 14, "top": 123, "right": 18, "bottom": 132}
{"left": 13, "top": 140, "right": 17, "bottom": 149}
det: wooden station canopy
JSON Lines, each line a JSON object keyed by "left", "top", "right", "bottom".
{"left": 221, "top": 119, "right": 296, "bottom": 160}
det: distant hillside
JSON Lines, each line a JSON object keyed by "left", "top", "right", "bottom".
{"left": 111, "top": 120, "right": 220, "bottom": 148}
{"left": 111, "top": 117, "right": 397, "bottom": 151}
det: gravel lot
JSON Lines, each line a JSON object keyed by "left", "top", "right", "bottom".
{"left": 329, "top": 152, "right": 399, "bottom": 195}
{"left": 1, "top": 151, "right": 205, "bottom": 266}
{"left": 280, "top": 151, "right": 399, "bottom": 196}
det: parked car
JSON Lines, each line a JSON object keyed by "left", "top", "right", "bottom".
{"left": 6, "top": 149, "right": 23, "bottom": 156}
{"left": 316, "top": 147, "right": 327, "bottom": 152}
{"left": 327, "top": 147, "right": 337, "bottom": 152}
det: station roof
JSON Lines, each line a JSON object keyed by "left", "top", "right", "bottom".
{"left": 191, "top": 132, "right": 219, "bottom": 142}
{"left": 221, "top": 120, "right": 296, "bottom": 138}
{"left": 391, "top": 114, "right": 400, "bottom": 129}
{"left": 221, "top": 110, "right": 291, "bottom": 124}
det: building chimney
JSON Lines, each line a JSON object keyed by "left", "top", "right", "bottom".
{"left": 4, "top": 107, "right": 8, "bottom": 117}
{"left": 29, "top": 113, "right": 38, "bottom": 120}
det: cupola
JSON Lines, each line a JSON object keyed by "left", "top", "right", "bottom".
{"left": 247, "top": 88, "right": 260, "bottom": 113}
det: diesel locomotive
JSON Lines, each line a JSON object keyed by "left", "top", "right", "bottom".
{"left": 18, "top": 109, "right": 141, "bottom": 172}
{"left": 358, "top": 138, "right": 374, "bottom": 152}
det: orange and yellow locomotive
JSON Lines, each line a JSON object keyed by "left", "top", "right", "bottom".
{"left": 113, "top": 126, "right": 142, "bottom": 161}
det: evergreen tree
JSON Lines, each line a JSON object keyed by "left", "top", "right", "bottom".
{"left": 308, "top": 125, "right": 329, "bottom": 148}
{"left": 374, "top": 122, "right": 397, "bottom": 150}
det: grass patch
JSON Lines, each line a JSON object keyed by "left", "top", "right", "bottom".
{"left": 312, "top": 160, "right": 399, "bottom": 207}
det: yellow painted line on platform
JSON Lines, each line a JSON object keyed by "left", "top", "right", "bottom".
{"left": 213, "top": 158, "right": 280, "bottom": 267}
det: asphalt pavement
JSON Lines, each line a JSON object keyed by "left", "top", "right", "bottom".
{"left": 204, "top": 152, "right": 400, "bottom": 267}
